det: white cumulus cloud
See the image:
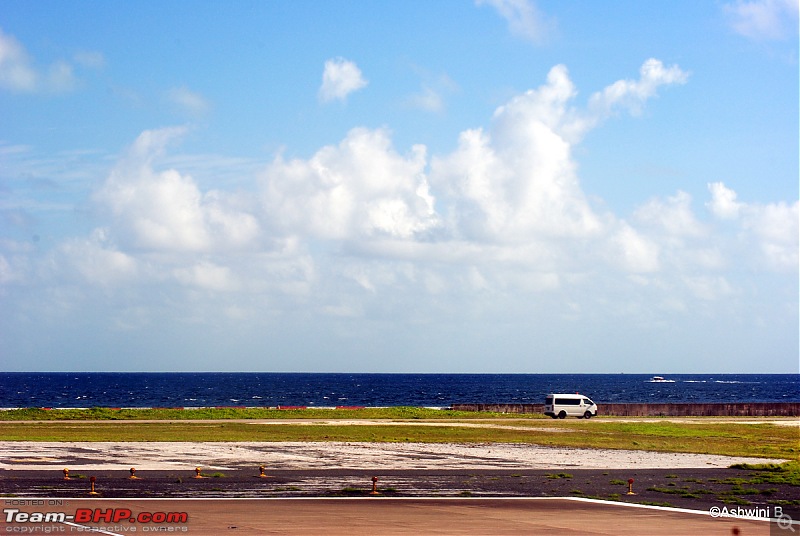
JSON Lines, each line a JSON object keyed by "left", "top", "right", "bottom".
{"left": 405, "top": 86, "right": 445, "bottom": 113}
{"left": 0, "top": 28, "right": 102, "bottom": 93}
{"left": 173, "top": 260, "right": 239, "bottom": 292}
{"left": 431, "top": 59, "right": 687, "bottom": 243}
{"left": 706, "top": 182, "right": 797, "bottom": 272}
{"left": 707, "top": 182, "right": 743, "bottom": 219}
{"left": 94, "top": 127, "right": 260, "bottom": 253}
{"left": 167, "top": 86, "right": 210, "bottom": 115}
{"left": 0, "top": 28, "right": 37, "bottom": 92}
{"left": 588, "top": 58, "right": 689, "bottom": 123}
{"left": 633, "top": 191, "right": 706, "bottom": 239}
{"left": 318, "top": 57, "right": 368, "bottom": 102}
{"left": 262, "top": 127, "right": 438, "bottom": 240}
{"left": 57, "top": 229, "right": 138, "bottom": 287}
{"left": 610, "top": 223, "right": 661, "bottom": 273}
{"left": 741, "top": 199, "right": 799, "bottom": 271}
{"left": 476, "top": 0, "right": 555, "bottom": 44}
{"left": 724, "top": 0, "right": 799, "bottom": 41}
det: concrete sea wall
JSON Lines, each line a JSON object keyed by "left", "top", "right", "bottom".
{"left": 450, "top": 403, "right": 800, "bottom": 417}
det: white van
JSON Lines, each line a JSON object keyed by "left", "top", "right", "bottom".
{"left": 544, "top": 393, "right": 598, "bottom": 419}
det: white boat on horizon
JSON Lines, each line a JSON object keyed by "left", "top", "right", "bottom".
{"left": 649, "top": 376, "right": 675, "bottom": 383}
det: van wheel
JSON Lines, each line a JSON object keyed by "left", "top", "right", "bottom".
{"left": 584, "top": 411, "right": 592, "bottom": 419}
{"left": 558, "top": 411, "right": 566, "bottom": 419}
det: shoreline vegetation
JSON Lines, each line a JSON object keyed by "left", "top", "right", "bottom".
{"left": 0, "top": 407, "right": 797, "bottom": 463}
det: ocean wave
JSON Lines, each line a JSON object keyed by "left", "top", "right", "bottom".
{"left": 2, "top": 373, "right": 796, "bottom": 407}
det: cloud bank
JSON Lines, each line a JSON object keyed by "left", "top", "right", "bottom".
{"left": 33, "top": 58, "right": 795, "bottom": 289}
{"left": 1, "top": 57, "right": 796, "bottom": 371}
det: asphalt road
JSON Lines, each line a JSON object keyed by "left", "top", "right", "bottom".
{"left": 0, "top": 497, "right": 783, "bottom": 535}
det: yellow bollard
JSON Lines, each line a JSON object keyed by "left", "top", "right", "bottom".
{"left": 89, "top": 476, "right": 99, "bottom": 495}
{"left": 63, "top": 468, "right": 70, "bottom": 480}
{"left": 370, "top": 476, "right": 380, "bottom": 495}
{"left": 626, "top": 478, "right": 635, "bottom": 495}
{"left": 258, "top": 465, "right": 268, "bottom": 478}
{"left": 129, "top": 467, "right": 140, "bottom": 480}
{"left": 194, "top": 467, "right": 205, "bottom": 479}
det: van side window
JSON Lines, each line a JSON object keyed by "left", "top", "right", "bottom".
{"left": 554, "top": 398, "right": 581, "bottom": 405}
{"left": 583, "top": 399, "right": 593, "bottom": 405}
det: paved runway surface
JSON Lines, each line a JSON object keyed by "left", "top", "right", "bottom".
{"left": 1, "top": 497, "right": 776, "bottom": 535}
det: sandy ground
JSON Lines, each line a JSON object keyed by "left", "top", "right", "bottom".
{"left": 0, "top": 441, "right": 785, "bottom": 471}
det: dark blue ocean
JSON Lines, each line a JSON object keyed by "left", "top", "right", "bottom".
{"left": 0, "top": 373, "right": 797, "bottom": 409}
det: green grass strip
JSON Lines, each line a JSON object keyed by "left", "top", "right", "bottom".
{"left": 0, "top": 407, "right": 520, "bottom": 421}
{"left": 1, "top": 419, "right": 797, "bottom": 460}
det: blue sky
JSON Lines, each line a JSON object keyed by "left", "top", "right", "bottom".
{"left": 1, "top": 0, "right": 797, "bottom": 373}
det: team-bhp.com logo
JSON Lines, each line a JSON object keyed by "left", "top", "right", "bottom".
{"left": 4, "top": 507, "right": 189, "bottom": 531}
